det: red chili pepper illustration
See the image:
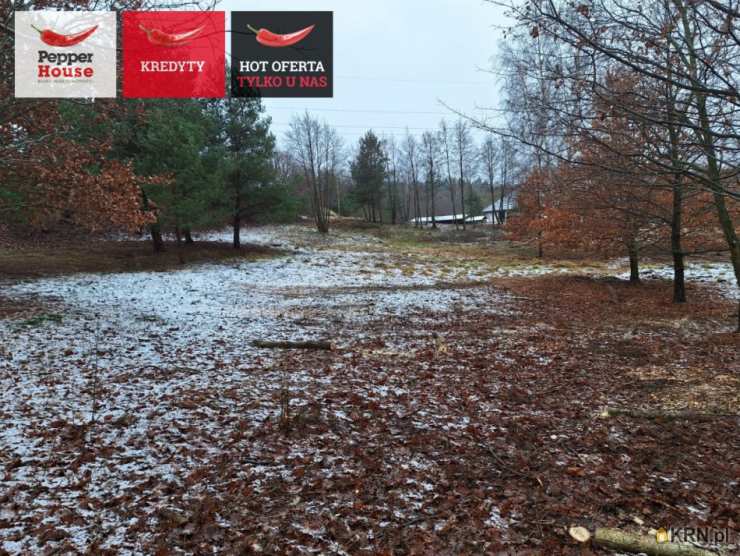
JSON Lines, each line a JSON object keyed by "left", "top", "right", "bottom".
{"left": 138, "top": 24, "right": 204, "bottom": 47}
{"left": 247, "top": 24, "right": 315, "bottom": 48}
{"left": 31, "top": 24, "right": 98, "bottom": 47}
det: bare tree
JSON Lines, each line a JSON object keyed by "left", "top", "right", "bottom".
{"left": 498, "top": 137, "right": 517, "bottom": 225}
{"left": 483, "top": 0, "right": 740, "bottom": 326}
{"left": 480, "top": 135, "right": 498, "bottom": 227}
{"left": 439, "top": 120, "right": 459, "bottom": 229}
{"left": 383, "top": 136, "right": 401, "bottom": 225}
{"left": 421, "top": 131, "right": 439, "bottom": 228}
{"left": 453, "top": 119, "right": 475, "bottom": 230}
{"left": 321, "top": 123, "right": 345, "bottom": 220}
{"left": 403, "top": 131, "right": 422, "bottom": 226}
{"left": 287, "top": 112, "right": 342, "bottom": 234}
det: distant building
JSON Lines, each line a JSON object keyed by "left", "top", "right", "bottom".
{"left": 410, "top": 214, "right": 486, "bottom": 226}
{"left": 409, "top": 192, "right": 516, "bottom": 227}
{"left": 482, "top": 194, "right": 516, "bottom": 224}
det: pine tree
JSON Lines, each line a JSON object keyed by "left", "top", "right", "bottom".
{"left": 132, "top": 100, "right": 227, "bottom": 248}
{"left": 351, "top": 131, "right": 387, "bottom": 223}
{"left": 208, "top": 97, "right": 275, "bottom": 248}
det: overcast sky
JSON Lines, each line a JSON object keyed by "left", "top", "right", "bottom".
{"left": 219, "top": 0, "right": 513, "bottom": 147}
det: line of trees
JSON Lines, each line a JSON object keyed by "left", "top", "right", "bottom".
{"left": 469, "top": 0, "right": 739, "bottom": 327}
{"left": 388, "top": 119, "right": 512, "bottom": 229}
{"left": 1, "top": 1, "right": 296, "bottom": 252}
{"left": 2, "top": 91, "right": 289, "bottom": 251}
{"left": 279, "top": 114, "right": 519, "bottom": 233}
{"left": 2, "top": 4, "right": 518, "bottom": 247}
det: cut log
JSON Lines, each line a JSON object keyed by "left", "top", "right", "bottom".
{"left": 600, "top": 407, "right": 739, "bottom": 421}
{"left": 593, "top": 528, "right": 720, "bottom": 556}
{"left": 568, "top": 526, "right": 591, "bottom": 543}
{"left": 252, "top": 340, "right": 333, "bottom": 351}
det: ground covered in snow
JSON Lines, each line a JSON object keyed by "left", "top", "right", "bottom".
{"left": 0, "top": 225, "right": 737, "bottom": 554}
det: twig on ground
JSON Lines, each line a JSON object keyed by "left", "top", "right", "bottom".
{"left": 253, "top": 340, "right": 334, "bottom": 350}
{"left": 600, "top": 407, "right": 740, "bottom": 421}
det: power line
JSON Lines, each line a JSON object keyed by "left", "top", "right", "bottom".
{"left": 264, "top": 106, "right": 454, "bottom": 116}
{"left": 269, "top": 122, "right": 432, "bottom": 130}
{"left": 264, "top": 104, "right": 509, "bottom": 115}
{"left": 335, "top": 74, "right": 491, "bottom": 86}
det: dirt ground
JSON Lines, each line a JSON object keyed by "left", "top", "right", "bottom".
{"left": 0, "top": 240, "right": 278, "bottom": 279}
{"left": 0, "top": 224, "right": 737, "bottom": 555}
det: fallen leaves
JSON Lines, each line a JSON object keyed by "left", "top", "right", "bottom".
{"left": 1, "top": 231, "right": 738, "bottom": 554}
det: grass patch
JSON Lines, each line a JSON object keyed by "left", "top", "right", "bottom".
{"left": 16, "top": 312, "right": 63, "bottom": 328}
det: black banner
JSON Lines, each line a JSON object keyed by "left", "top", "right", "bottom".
{"left": 231, "top": 11, "right": 333, "bottom": 98}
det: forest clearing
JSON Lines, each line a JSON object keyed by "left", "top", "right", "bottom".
{"left": 3, "top": 0, "right": 740, "bottom": 553}
{"left": 0, "top": 224, "right": 737, "bottom": 554}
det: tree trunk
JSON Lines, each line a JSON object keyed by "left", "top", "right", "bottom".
{"left": 317, "top": 206, "right": 329, "bottom": 234}
{"left": 233, "top": 172, "right": 242, "bottom": 249}
{"left": 253, "top": 340, "right": 333, "bottom": 350}
{"left": 449, "top": 181, "right": 458, "bottom": 230}
{"left": 175, "top": 225, "right": 184, "bottom": 265}
{"left": 666, "top": 67, "right": 686, "bottom": 304}
{"left": 459, "top": 177, "right": 466, "bottom": 231}
{"left": 430, "top": 163, "right": 437, "bottom": 229}
{"left": 389, "top": 179, "right": 397, "bottom": 225}
{"left": 499, "top": 182, "right": 507, "bottom": 225}
{"left": 628, "top": 243, "right": 640, "bottom": 283}
{"left": 149, "top": 222, "right": 164, "bottom": 253}
{"left": 141, "top": 190, "right": 164, "bottom": 253}
{"left": 312, "top": 172, "right": 330, "bottom": 234}
{"left": 336, "top": 178, "right": 342, "bottom": 217}
{"left": 233, "top": 214, "right": 241, "bottom": 249}
{"left": 672, "top": 248, "right": 686, "bottom": 304}
{"left": 425, "top": 181, "right": 432, "bottom": 228}
{"left": 670, "top": 170, "right": 685, "bottom": 303}
{"left": 674, "top": 10, "right": 740, "bottom": 330}
{"left": 184, "top": 228, "right": 194, "bottom": 244}
{"left": 593, "top": 528, "right": 718, "bottom": 556}
{"left": 704, "top": 148, "right": 740, "bottom": 329}
{"left": 489, "top": 180, "right": 496, "bottom": 232}
{"left": 600, "top": 407, "right": 739, "bottom": 420}
{"left": 413, "top": 182, "right": 421, "bottom": 228}
{"left": 431, "top": 187, "right": 437, "bottom": 229}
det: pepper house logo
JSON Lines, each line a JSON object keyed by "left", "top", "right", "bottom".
{"left": 123, "top": 11, "right": 225, "bottom": 98}
{"left": 231, "top": 12, "right": 333, "bottom": 98}
{"left": 14, "top": 11, "right": 116, "bottom": 98}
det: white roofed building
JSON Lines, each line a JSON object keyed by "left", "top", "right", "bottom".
{"left": 482, "top": 193, "right": 517, "bottom": 225}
